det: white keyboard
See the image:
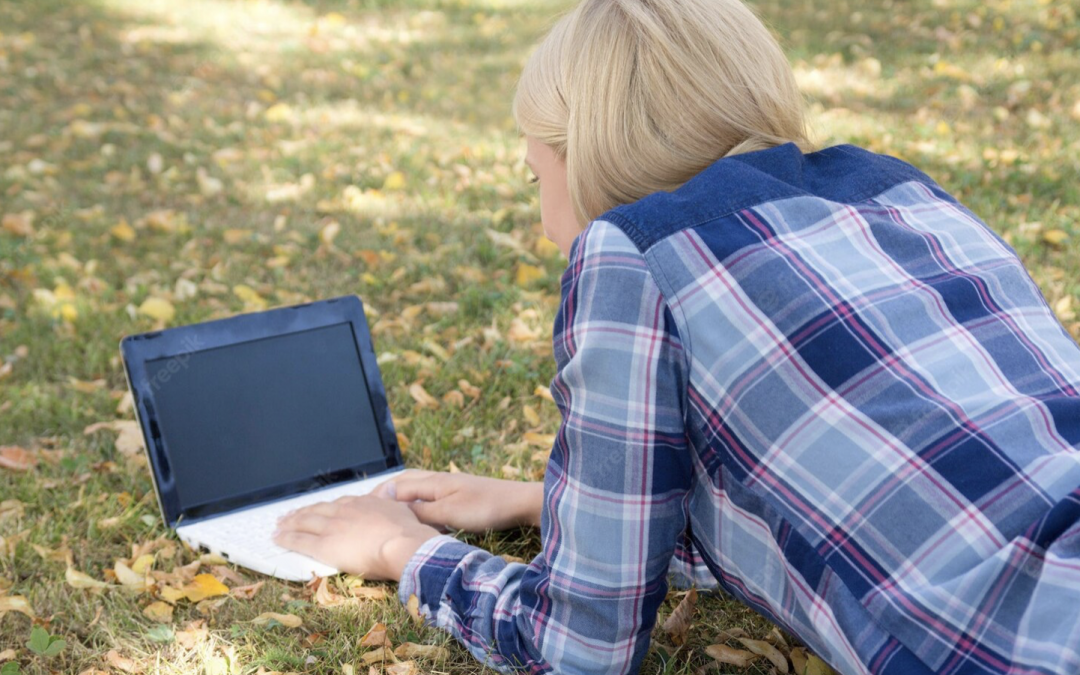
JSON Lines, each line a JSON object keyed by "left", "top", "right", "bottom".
{"left": 176, "top": 470, "right": 400, "bottom": 580}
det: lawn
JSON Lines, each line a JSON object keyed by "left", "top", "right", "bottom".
{"left": 0, "top": 0, "right": 1078, "bottom": 673}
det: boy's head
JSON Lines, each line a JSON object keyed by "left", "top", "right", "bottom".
{"left": 514, "top": 0, "right": 809, "bottom": 239}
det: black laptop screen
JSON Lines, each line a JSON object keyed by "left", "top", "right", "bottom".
{"left": 145, "top": 322, "right": 386, "bottom": 511}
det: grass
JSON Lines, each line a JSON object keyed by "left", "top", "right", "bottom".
{"left": 0, "top": 0, "right": 1078, "bottom": 672}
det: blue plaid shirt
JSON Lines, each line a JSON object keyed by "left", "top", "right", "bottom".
{"left": 399, "top": 144, "right": 1080, "bottom": 675}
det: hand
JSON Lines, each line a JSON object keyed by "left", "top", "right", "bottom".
{"left": 372, "top": 470, "right": 543, "bottom": 533}
{"left": 272, "top": 495, "right": 440, "bottom": 581}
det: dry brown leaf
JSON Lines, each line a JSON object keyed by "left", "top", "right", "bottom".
{"left": 175, "top": 620, "right": 209, "bottom": 649}
{"left": 705, "top": 644, "right": 758, "bottom": 668}
{"left": 409, "top": 383, "right": 439, "bottom": 409}
{"left": 313, "top": 576, "right": 350, "bottom": 607}
{"left": 458, "top": 379, "right": 481, "bottom": 399}
{"left": 661, "top": 588, "right": 697, "bottom": 646}
{"left": 522, "top": 432, "right": 555, "bottom": 448}
{"left": 360, "top": 647, "right": 397, "bottom": 665}
{"left": 394, "top": 642, "right": 449, "bottom": 661}
{"left": 0, "top": 648, "right": 16, "bottom": 661}
{"left": 359, "top": 622, "right": 390, "bottom": 648}
{"left": 31, "top": 543, "right": 71, "bottom": 564}
{"left": 0, "top": 595, "right": 34, "bottom": 619}
{"left": 386, "top": 661, "right": 419, "bottom": 675}
{"left": 143, "top": 601, "right": 174, "bottom": 623}
{"left": 715, "top": 626, "right": 748, "bottom": 642}
{"left": 252, "top": 612, "right": 303, "bottom": 628}
{"left": 738, "top": 638, "right": 789, "bottom": 673}
{"left": 231, "top": 581, "right": 265, "bottom": 599}
{"left": 105, "top": 649, "right": 142, "bottom": 673}
{"left": 0, "top": 446, "right": 37, "bottom": 472}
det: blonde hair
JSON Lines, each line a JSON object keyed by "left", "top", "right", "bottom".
{"left": 512, "top": 0, "right": 810, "bottom": 226}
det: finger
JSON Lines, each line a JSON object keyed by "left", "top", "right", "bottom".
{"left": 372, "top": 470, "right": 436, "bottom": 498}
{"left": 277, "top": 513, "right": 334, "bottom": 535}
{"left": 272, "top": 530, "right": 324, "bottom": 556}
{"left": 391, "top": 476, "right": 445, "bottom": 503}
{"left": 408, "top": 499, "right": 449, "bottom": 527}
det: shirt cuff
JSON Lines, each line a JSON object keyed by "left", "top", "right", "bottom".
{"left": 397, "top": 533, "right": 478, "bottom": 623}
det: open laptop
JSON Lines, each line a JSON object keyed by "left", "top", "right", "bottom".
{"left": 120, "top": 295, "right": 404, "bottom": 581}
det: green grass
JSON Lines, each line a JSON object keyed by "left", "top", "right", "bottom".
{"left": 1, "top": 0, "right": 1078, "bottom": 672}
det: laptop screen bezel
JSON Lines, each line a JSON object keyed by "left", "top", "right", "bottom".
{"left": 120, "top": 295, "right": 403, "bottom": 528}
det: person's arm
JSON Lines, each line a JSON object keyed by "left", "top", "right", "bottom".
{"left": 398, "top": 221, "right": 693, "bottom": 674}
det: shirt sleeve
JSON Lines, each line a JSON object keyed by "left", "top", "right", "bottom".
{"left": 397, "top": 220, "right": 694, "bottom": 674}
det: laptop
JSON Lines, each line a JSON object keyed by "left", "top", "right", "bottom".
{"left": 120, "top": 295, "right": 405, "bottom": 581}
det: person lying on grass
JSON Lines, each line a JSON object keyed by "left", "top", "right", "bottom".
{"left": 273, "top": 0, "right": 1080, "bottom": 672}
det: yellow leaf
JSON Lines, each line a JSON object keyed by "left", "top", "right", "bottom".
{"left": 110, "top": 219, "right": 136, "bottom": 242}
{"left": 523, "top": 431, "right": 555, "bottom": 448}
{"left": 394, "top": 643, "right": 449, "bottom": 661}
{"left": 1043, "top": 229, "right": 1070, "bottom": 246}
{"left": 515, "top": 263, "right": 545, "bottom": 287}
{"left": 806, "top": 655, "right": 836, "bottom": 675}
{"left": 138, "top": 297, "right": 176, "bottom": 323}
{"left": 458, "top": 379, "right": 481, "bottom": 399}
{"left": 143, "top": 601, "right": 174, "bottom": 623}
{"left": 534, "top": 385, "right": 555, "bottom": 402}
{"left": 406, "top": 593, "right": 421, "bottom": 622}
{"left": 382, "top": 171, "right": 406, "bottom": 191}
{"left": 131, "top": 554, "right": 155, "bottom": 575}
{"left": 114, "top": 560, "right": 147, "bottom": 590}
{"left": 534, "top": 237, "right": 561, "bottom": 258}
{"left": 233, "top": 284, "right": 268, "bottom": 311}
{"left": 0, "top": 595, "right": 34, "bottom": 619}
{"left": 251, "top": 612, "right": 303, "bottom": 628}
{"left": 159, "top": 586, "right": 187, "bottom": 604}
{"left": 360, "top": 647, "right": 395, "bottom": 665}
{"left": 320, "top": 220, "right": 341, "bottom": 246}
{"left": 66, "top": 567, "right": 110, "bottom": 589}
{"left": 183, "top": 573, "right": 229, "bottom": 602}
{"left": 265, "top": 103, "right": 293, "bottom": 122}
{"left": 522, "top": 405, "right": 540, "bottom": 426}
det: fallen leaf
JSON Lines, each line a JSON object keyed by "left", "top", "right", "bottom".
{"left": 143, "top": 601, "right": 174, "bottom": 623}
{"left": 661, "top": 588, "right": 697, "bottom": 646}
{"left": 1, "top": 212, "right": 34, "bottom": 237}
{"left": 110, "top": 220, "right": 136, "bottom": 242}
{"left": 1044, "top": 229, "right": 1070, "bottom": 246}
{"left": 359, "top": 622, "right": 390, "bottom": 648}
{"left": 320, "top": 220, "right": 341, "bottom": 246}
{"left": 386, "top": 662, "right": 418, "bottom": 675}
{"left": 458, "top": 379, "right": 481, "bottom": 399}
{"left": 382, "top": 171, "right": 406, "bottom": 191}
{"left": 791, "top": 647, "right": 808, "bottom": 674}
{"left": 313, "top": 576, "right": 348, "bottom": 607}
{"left": 806, "top": 654, "right": 836, "bottom": 675}
{"left": 408, "top": 383, "right": 439, "bottom": 409}
{"left": 252, "top": 612, "right": 303, "bottom": 628}
{"left": 394, "top": 643, "right": 449, "bottom": 661}
{"left": 360, "top": 647, "right": 396, "bottom": 665}
{"left": 231, "top": 581, "right": 265, "bottom": 599}
{"left": 738, "top": 638, "right": 789, "bottom": 673}
{"left": 175, "top": 620, "right": 209, "bottom": 649}
{"left": 233, "top": 284, "right": 268, "bottom": 310}
{"left": 705, "top": 643, "right": 758, "bottom": 668}
{"left": 138, "top": 297, "right": 176, "bottom": 323}
{"left": 406, "top": 594, "right": 421, "bottom": 623}
{"left": 105, "top": 649, "right": 141, "bottom": 673}
{"left": 0, "top": 446, "right": 37, "bottom": 472}
{"left": 114, "top": 560, "right": 148, "bottom": 591}
{"left": 515, "top": 263, "right": 545, "bottom": 286}
{"left": 182, "top": 574, "right": 229, "bottom": 602}
{"left": 0, "top": 595, "right": 34, "bottom": 619}
{"left": 66, "top": 567, "right": 110, "bottom": 589}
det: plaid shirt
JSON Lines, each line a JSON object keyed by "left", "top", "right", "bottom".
{"left": 399, "top": 144, "right": 1080, "bottom": 675}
